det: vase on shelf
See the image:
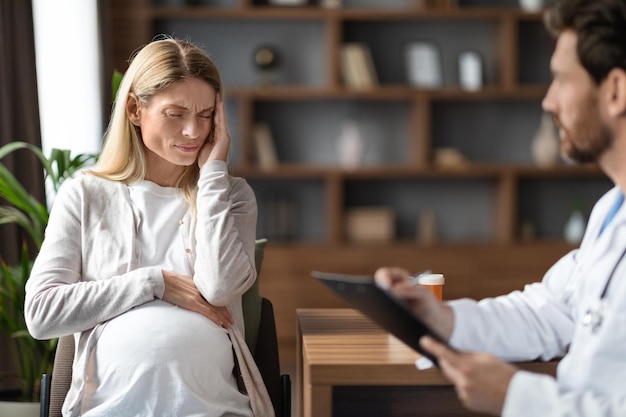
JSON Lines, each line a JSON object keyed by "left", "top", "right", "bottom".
{"left": 564, "top": 209, "right": 586, "bottom": 244}
{"left": 337, "top": 119, "right": 364, "bottom": 169}
{"left": 458, "top": 51, "right": 483, "bottom": 91}
{"left": 321, "top": 0, "right": 341, "bottom": 8}
{"left": 531, "top": 113, "right": 561, "bottom": 167}
{"left": 519, "top": 0, "right": 543, "bottom": 12}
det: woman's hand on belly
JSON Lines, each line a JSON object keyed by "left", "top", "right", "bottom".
{"left": 161, "top": 270, "right": 233, "bottom": 328}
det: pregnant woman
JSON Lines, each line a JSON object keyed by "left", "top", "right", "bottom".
{"left": 25, "top": 37, "right": 274, "bottom": 417}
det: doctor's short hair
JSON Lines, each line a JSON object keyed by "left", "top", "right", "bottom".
{"left": 93, "top": 37, "right": 222, "bottom": 203}
{"left": 545, "top": 0, "right": 626, "bottom": 85}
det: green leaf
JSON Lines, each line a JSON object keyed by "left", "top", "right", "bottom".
{"left": 112, "top": 69, "right": 124, "bottom": 102}
{"left": 0, "top": 165, "right": 47, "bottom": 247}
{"left": 0, "top": 164, "right": 41, "bottom": 212}
{"left": 0, "top": 141, "right": 54, "bottom": 180}
{"left": 0, "top": 142, "right": 35, "bottom": 160}
{"left": 0, "top": 207, "right": 41, "bottom": 247}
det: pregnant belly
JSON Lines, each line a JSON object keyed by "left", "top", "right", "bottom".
{"left": 82, "top": 301, "right": 252, "bottom": 415}
{"left": 93, "top": 300, "right": 234, "bottom": 382}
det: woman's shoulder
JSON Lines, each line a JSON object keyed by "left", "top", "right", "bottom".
{"left": 69, "top": 172, "right": 124, "bottom": 188}
{"left": 57, "top": 172, "right": 127, "bottom": 201}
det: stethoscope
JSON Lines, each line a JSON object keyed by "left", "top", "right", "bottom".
{"left": 579, "top": 246, "right": 626, "bottom": 333}
{"left": 571, "top": 192, "right": 625, "bottom": 334}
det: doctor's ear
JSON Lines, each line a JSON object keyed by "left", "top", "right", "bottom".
{"left": 126, "top": 93, "right": 142, "bottom": 126}
{"left": 605, "top": 68, "right": 626, "bottom": 118}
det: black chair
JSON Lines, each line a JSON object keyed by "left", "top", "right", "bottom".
{"left": 253, "top": 297, "right": 291, "bottom": 417}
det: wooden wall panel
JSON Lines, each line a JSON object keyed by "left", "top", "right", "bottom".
{"left": 259, "top": 242, "right": 575, "bottom": 369}
{"left": 106, "top": 0, "right": 152, "bottom": 74}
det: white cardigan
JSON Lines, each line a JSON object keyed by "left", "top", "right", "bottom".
{"left": 25, "top": 160, "right": 275, "bottom": 417}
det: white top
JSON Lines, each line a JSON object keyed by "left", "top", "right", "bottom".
{"left": 127, "top": 181, "right": 190, "bottom": 275}
{"left": 448, "top": 186, "right": 626, "bottom": 417}
{"left": 81, "top": 180, "right": 252, "bottom": 416}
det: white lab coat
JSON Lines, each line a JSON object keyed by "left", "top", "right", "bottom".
{"left": 448, "top": 185, "right": 626, "bottom": 417}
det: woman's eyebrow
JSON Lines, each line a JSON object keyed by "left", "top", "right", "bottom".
{"left": 163, "top": 104, "right": 215, "bottom": 112}
{"left": 163, "top": 104, "right": 187, "bottom": 110}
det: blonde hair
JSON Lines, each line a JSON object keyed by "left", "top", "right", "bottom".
{"left": 90, "top": 37, "right": 222, "bottom": 204}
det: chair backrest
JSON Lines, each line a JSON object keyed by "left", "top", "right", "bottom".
{"left": 242, "top": 238, "right": 267, "bottom": 352}
{"left": 254, "top": 297, "right": 285, "bottom": 417}
{"left": 45, "top": 334, "right": 74, "bottom": 417}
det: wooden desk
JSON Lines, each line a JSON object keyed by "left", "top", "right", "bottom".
{"left": 297, "top": 308, "right": 558, "bottom": 417}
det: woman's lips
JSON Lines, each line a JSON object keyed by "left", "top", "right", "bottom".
{"left": 176, "top": 144, "right": 200, "bottom": 152}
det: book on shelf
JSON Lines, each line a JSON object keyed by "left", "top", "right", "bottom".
{"left": 346, "top": 207, "right": 394, "bottom": 242}
{"left": 340, "top": 43, "right": 379, "bottom": 89}
{"left": 253, "top": 122, "right": 279, "bottom": 170}
{"left": 259, "top": 194, "right": 297, "bottom": 241}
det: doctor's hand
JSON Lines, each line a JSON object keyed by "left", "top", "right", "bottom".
{"left": 421, "top": 336, "right": 518, "bottom": 416}
{"left": 198, "top": 93, "right": 230, "bottom": 166}
{"left": 374, "top": 267, "right": 455, "bottom": 341}
{"left": 161, "top": 270, "right": 233, "bottom": 328}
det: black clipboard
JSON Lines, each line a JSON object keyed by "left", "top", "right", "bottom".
{"left": 312, "top": 271, "right": 446, "bottom": 366}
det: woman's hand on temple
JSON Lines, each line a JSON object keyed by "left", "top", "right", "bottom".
{"left": 161, "top": 270, "right": 233, "bottom": 328}
{"left": 198, "top": 93, "right": 230, "bottom": 166}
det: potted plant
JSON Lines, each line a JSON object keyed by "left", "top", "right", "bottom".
{"left": 0, "top": 142, "right": 97, "bottom": 405}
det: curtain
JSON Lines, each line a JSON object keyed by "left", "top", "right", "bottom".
{"left": 0, "top": 0, "right": 44, "bottom": 394}
{"left": 0, "top": 0, "right": 45, "bottom": 265}
{"left": 99, "top": 0, "right": 114, "bottom": 125}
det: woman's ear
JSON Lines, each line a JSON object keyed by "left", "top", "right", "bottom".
{"left": 605, "top": 68, "right": 626, "bottom": 118}
{"left": 126, "top": 92, "right": 141, "bottom": 126}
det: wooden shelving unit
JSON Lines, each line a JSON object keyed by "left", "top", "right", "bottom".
{"left": 105, "top": 0, "right": 612, "bottom": 371}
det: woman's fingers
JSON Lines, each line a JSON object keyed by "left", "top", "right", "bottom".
{"left": 161, "top": 270, "right": 233, "bottom": 328}
{"left": 197, "top": 93, "right": 231, "bottom": 166}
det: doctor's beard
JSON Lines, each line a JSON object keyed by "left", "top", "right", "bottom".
{"left": 553, "top": 99, "right": 613, "bottom": 165}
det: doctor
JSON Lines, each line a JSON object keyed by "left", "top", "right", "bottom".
{"left": 375, "top": 0, "right": 626, "bottom": 416}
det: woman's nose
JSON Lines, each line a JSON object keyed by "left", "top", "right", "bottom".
{"left": 182, "top": 117, "right": 202, "bottom": 139}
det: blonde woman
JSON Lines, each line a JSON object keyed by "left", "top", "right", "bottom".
{"left": 25, "top": 38, "right": 274, "bottom": 417}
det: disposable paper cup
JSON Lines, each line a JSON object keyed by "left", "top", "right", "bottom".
{"left": 417, "top": 273, "right": 445, "bottom": 301}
